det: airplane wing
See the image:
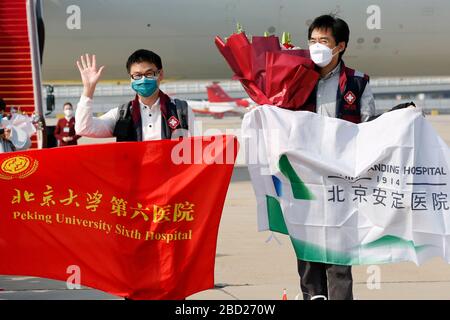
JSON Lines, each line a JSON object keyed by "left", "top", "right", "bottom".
{"left": 185, "top": 100, "right": 237, "bottom": 115}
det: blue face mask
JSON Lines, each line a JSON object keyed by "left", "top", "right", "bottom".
{"left": 131, "top": 77, "right": 158, "bottom": 97}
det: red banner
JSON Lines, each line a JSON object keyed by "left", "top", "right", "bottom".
{"left": 0, "top": 135, "right": 238, "bottom": 299}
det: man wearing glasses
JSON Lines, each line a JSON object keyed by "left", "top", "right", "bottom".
{"left": 75, "top": 50, "right": 194, "bottom": 141}
{"left": 296, "top": 15, "right": 376, "bottom": 300}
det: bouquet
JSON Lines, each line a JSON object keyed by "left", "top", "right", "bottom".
{"left": 215, "top": 29, "right": 319, "bottom": 110}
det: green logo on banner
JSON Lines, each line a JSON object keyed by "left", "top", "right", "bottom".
{"left": 278, "top": 154, "right": 315, "bottom": 200}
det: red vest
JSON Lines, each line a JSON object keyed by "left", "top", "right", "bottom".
{"left": 112, "top": 91, "right": 189, "bottom": 142}
{"left": 301, "top": 62, "right": 370, "bottom": 124}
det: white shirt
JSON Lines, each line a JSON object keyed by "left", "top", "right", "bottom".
{"left": 141, "top": 98, "right": 162, "bottom": 141}
{"left": 75, "top": 95, "right": 195, "bottom": 140}
{"left": 316, "top": 63, "right": 376, "bottom": 122}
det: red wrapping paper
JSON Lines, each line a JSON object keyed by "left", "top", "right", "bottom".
{"left": 215, "top": 33, "right": 320, "bottom": 110}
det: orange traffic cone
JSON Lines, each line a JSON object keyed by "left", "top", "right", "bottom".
{"left": 282, "top": 288, "right": 287, "bottom": 300}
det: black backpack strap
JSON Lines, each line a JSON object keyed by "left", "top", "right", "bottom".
{"left": 174, "top": 99, "right": 189, "bottom": 130}
{"left": 113, "top": 101, "right": 137, "bottom": 142}
{"left": 118, "top": 102, "right": 130, "bottom": 120}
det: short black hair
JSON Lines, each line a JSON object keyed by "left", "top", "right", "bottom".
{"left": 0, "top": 98, "right": 6, "bottom": 112}
{"left": 63, "top": 102, "right": 73, "bottom": 108}
{"left": 126, "top": 49, "right": 162, "bottom": 73}
{"left": 308, "top": 14, "right": 350, "bottom": 60}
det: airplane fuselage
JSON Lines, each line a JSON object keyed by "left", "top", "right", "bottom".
{"left": 42, "top": 0, "right": 450, "bottom": 81}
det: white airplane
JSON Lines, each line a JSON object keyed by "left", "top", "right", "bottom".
{"left": 38, "top": 0, "right": 450, "bottom": 82}
{"left": 185, "top": 82, "right": 253, "bottom": 118}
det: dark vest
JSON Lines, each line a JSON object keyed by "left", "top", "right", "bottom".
{"left": 302, "top": 61, "right": 369, "bottom": 124}
{"left": 113, "top": 90, "right": 189, "bottom": 141}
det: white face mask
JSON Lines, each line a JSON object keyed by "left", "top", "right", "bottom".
{"left": 64, "top": 109, "right": 73, "bottom": 118}
{"left": 309, "top": 43, "right": 339, "bottom": 68}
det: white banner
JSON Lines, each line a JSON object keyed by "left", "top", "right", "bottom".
{"left": 242, "top": 106, "right": 450, "bottom": 265}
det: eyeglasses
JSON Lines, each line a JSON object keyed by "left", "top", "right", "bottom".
{"left": 130, "top": 70, "right": 160, "bottom": 80}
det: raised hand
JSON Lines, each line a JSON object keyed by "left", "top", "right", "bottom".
{"left": 76, "top": 54, "right": 105, "bottom": 99}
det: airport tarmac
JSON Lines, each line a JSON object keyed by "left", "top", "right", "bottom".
{"left": 1, "top": 113, "right": 450, "bottom": 300}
